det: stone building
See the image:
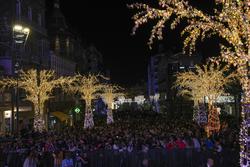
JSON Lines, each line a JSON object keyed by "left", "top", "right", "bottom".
{"left": 47, "top": 0, "right": 104, "bottom": 75}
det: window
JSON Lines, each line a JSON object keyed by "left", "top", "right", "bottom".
{"left": 55, "top": 36, "right": 60, "bottom": 56}
{"left": 28, "top": 7, "right": 32, "bottom": 21}
{"left": 4, "top": 93, "right": 11, "bottom": 102}
{"left": 16, "top": 0, "right": 21, "bottom": 19}
{"left": 66, "top": 38, "right": 70, "bottom": 57}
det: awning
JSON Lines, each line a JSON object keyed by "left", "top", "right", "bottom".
{"left": 51, "top": 112, "right": 70, "bottom": 122}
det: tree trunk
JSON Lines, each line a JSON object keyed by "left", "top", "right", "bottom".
{"left": 33, "top": 103, "right": 45, "bottom": 132}
{"left": 193, "top": 101, "right": 199, "bottom": 122}
{"left": 194, "top": 101, "right": 207, "bottom": 125}
{"left": 238, "top": 63, "right": 250, "bottom": 166}
{"left": 205, "top": 100, "right": 220, "bottom": 137}
{"left": 84, "top": 100, "right": 94, "bottom": 129}
{"left": 107, "top": 102, "right": 114, "bottom": 124}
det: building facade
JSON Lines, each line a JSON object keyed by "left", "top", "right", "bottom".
{"left": 47, "top": 0, "right": 104, "bottom": 75}
{"left": 46, "top": 0, "right": 105, "bottom": 127}
{"left": 0, "top": 0, "right": 107, "bottom": 134}
{"left": 147, "top": 47, "right": 202, "bottom": 112}
{"left": 0, "top": 0, "right": 50, "bottom": 134}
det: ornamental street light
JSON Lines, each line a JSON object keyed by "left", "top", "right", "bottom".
{"left": 12, "top": 24, "right": 30, "bottom": 134}
{"left": 13, "top": 25, "right": 30, "bottom": 46}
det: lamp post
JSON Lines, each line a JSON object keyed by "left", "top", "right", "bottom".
{"left": 14, "top": 62, "right": 19, "bottom": 133}
{"left": 12, "top": 24, "right": 30, "bottom": 134}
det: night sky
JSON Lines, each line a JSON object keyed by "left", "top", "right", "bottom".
{"left": 46, "top": 0, "right": 154, "bottom": 86}
{"left": 46, "top": 0, "right": 220, "bottom": 86}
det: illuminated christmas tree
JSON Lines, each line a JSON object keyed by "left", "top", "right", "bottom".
{"left": 0, "top": 69, "right": 68, "bottom": 132}
{"left": 130, "top": 0, "right": 250, "bottom": 164}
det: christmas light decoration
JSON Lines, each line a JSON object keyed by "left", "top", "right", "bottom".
{"left": 174, "top": 63, "right": 236, "bottom": 134}
{"left": 101, "top": 84, "right": 124, "bottom": 124}
{"left": 0, "top": 69, "right": 69, "bottom": 132}
{"left": 130, "top": 0, "right": 250, "bottom": 164}
{"left": 206, "top": 107, "right": 221, "bottom": 137}
{"left": 63, "top": 74, "right": 107, "bottom": 129}
{"left": 194, "top": 103, "right": 207, "bottom": 125}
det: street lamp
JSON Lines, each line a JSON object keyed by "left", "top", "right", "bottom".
{"left": 13, "top": 25, "right": 30, "bottom": 46}
{"left": 12, "top": 24, "right": 30, "bottom": 134}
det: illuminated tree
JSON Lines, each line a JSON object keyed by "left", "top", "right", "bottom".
{"left": 130, "top": 0, "right": 250, "bottom": 164}
{"left": 174, "top": 63, "right": 237, "bottom": 135}
{"left": 64, "top": 74, "right": 106, "bottom": 129}
{"left": 101, "top": 84, "right": 124, "bottom": 124}
{"left": 0, "top": 69, "right": 68, "bottom": 132}
{"left": 175, "top": 63, "right": 236, "bottom": 106}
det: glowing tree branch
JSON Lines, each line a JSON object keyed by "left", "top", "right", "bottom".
{"left": 0, "top": 69, "right": 69, "bottom": 132}
{"left": 101, "top": 84, "right": 124, "bottom": 124}
{"left": 130, "top": 0, "right": 250, "bottom": 164}
{"left": 64, "top": 74, "right": 106, "bottom": 129}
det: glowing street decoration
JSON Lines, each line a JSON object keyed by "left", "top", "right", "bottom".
{"left": 134, "top": 96, "right": 146, "bottom": 104}
{"left": 0, "top": 69, "right": 69, "bottom": 132}
{"left": 194, "top": 103, "right": 207, "bottom": 125}
{"left": 174, "top": 63, "right": 236, "bottom": 128}
{"left": 130, "top": 1, "right": 250, "bottom": 164}
{"left": 206, "top": 106, "right": 221, "bottom": 137}
{"left": 63, "top": 74, "right": 107, "bottom": 129}
{"left": 101, "top": 84, "right": 124, "bottom": 124}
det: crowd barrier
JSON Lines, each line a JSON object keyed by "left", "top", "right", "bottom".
{"left": 0, "top": 148, "right": 238, "bottom": 167}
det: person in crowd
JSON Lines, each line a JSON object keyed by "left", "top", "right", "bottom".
{"left": 166, "top": 137, "right": 175, "bottom": 150}
{"left": 141, "top": 158, "right": 149, "bottom": 167}
{"left": 23, "top": 150, "right": 38, "bottom": 167}
{"left": 214, "top": 140, "right": 223, "bottom": 165}
{"left": 175, "top": 137, "right": 186, "bottom": 149}
{"left": 205, "top": 138, "right": 214, "bottom": 150}
{"left": 205, "top": 158, "right": 214, "bottom": 167}
{"left": 0, "top": 110, "right": 238, "bottom": 167}
{"left": 214, "top": 141, "right": 222, "bottom": 153}
{"left": 62, "top": 152, "right": 74, "bottom": 167}
{"left": 74, "top": 152, "right": 89, "bottom": 167}
{"left": 192, "top": 136, "right": 201, "bottom": 152}
{"left": 53, "top": 150, "right": 63, "bottom": 167}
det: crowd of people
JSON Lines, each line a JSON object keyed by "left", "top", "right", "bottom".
{"left": 0, "top": 110, "right": 239, "bottom": 167}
